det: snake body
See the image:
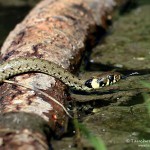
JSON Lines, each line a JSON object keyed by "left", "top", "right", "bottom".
{"left": 0, "top": 58, "right": 121, "bottom": 91}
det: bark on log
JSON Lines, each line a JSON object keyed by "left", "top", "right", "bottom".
{"left": 0, "top": 0, "right": 116, "bottom": 149}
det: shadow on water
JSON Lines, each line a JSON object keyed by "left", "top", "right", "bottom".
{"left": 85, "top": 61, "right": 150, "bottom": 75}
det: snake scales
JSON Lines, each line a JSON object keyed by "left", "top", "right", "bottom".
{"left": 0, "top": 58, "right": 122, "bottom": 91}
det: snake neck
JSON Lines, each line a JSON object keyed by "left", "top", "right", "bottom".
{"left": 0, "top": 58, "right": 92, "bottom": 91}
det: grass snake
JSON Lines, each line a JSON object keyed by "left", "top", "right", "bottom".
{"left": 0, "top": 58, "right": 122, "bottom": 91}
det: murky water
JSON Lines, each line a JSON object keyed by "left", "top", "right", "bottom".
{"left": 72, "top": 1, "right": 150, "bottom": 150}
{"left": 68, "top": 1, "right": 150, "bottom": 150}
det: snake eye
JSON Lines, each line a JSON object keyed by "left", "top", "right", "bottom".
{"left": 85, "top": 79, "right": 92, "bottom": 88}
{"left": 108, "top": 75, "right": 114, "bottom": 83}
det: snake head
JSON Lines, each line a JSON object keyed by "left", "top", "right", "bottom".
{"left": 107, "top": 74, "right": 121, "bottom": 84}
{"left": 85, "top": 72, "right": 122, "bottom": 89}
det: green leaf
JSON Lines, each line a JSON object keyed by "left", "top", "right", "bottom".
{"left": 74, "top": 119, "right": 107, "bottom": 150}
{"left": 140, "top": 81, "right": 150, "bottom": 89}
{"left": 142, "top": 93, "right": 150, "bottom": 114}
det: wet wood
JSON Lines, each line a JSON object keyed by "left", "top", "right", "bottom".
{"left": 0, "top": 0, "right": 119, "bottom": 149}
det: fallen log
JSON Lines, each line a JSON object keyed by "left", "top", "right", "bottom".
{"left": 0, "top": 0, "right": 116, "bottom": 149}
